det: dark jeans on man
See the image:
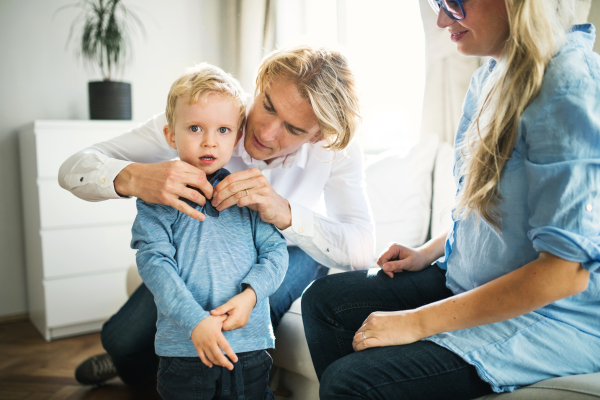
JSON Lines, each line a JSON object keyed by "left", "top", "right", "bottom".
{"left": 301, "top": 266, "right": 495, "bottom": 400}
{"left": 100, "top": 245, "right": 327, "bottom": 385}
{"left": 157, "top": 350, "right": 274, "bottom": 400}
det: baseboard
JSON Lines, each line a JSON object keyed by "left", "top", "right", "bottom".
{"left": 0, "top": 313, "right": 28, "bottom": 325}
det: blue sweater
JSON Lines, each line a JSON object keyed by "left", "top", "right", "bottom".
{"left": 131, "top": 169, "right": 288, "bottom": 357}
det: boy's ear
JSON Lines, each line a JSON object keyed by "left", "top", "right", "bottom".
{"left": 163, "top": 125, "right": 177, "bottom": 150}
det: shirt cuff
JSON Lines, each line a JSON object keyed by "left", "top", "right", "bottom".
{"left": 182, "top": 309, "right": 211, "bottom": 340}
{"left": 103, "top": 159, "right": 135, "bottom": 199}
{"left": 280, "top": 200, "right": 314, "bottom": 238}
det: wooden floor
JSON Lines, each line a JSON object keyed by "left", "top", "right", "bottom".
{"left": 0, "top": 320, "right": 161, "bottom": 400}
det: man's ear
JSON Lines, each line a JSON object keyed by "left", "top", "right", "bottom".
{"left": 309, "top": 131, "right": 324, "bottom": 144}
{"left": 163, "top": 125, "right": 177, "bottom": 149}
{"left": 234, "top": 125, "right": 244, "bottom": 146}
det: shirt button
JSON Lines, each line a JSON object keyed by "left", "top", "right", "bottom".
{"left": 298, "top": 228, "right": 303, "bottom": 234}
{"left": 100, "top": 178, "right": 106, "bottom": 184}
{"left": 586, "top": 204, "right": 593, "bottom": 212}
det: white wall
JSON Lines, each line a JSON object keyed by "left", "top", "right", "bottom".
{"left": 0, "top": 0, "right": 226, "bottom": 318}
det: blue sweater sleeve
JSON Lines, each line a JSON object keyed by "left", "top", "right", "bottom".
{"left": 525, "top": 80, "right": 600, "bottom": 273}
{"left": 241, "top": 212, "right": 289, "bottom": 305}
{"left": 131, "top": 199, "right": 210, "bottom": 338}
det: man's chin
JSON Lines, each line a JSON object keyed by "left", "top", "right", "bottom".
{"left": 244, "top": 143, "right": 272, "bottom": 161}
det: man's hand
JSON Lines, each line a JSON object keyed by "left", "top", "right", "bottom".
{"left": 211, "top": 168, "right": 292, "bottom": 230}
{"left": 191, "top": 315, "right": 238, "bottom": 370}
{"left": 114, "top": 161, "right": 214, "bottom": 221}
{"left": 210, "top": 287, "right": 257, "bottom": 331}
{"left": 352, "top": 310, "right": 424, "bottom": 352}
{"left": 376, "top": 243, "right": 430, "bottom": 278}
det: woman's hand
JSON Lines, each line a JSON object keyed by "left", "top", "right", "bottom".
{"left": 211, "top": 168, "right": 292, "bottom": 230}
{"left": 114, "top": 161, "right": 214, "bottom": 221}
{"left": 377, "top": 244, "right": 430, "bottom": 278}
{"left": 353, "top": 310, "right": 424, "bottom": 352}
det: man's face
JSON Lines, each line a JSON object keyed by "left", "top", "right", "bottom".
{"left": 244, "top": 77, "right": 321, "bottom": 163}
{"left": 164, "top": 94, "right": 241, "bottom": 179}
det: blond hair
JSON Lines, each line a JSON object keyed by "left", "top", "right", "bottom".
{"left": 166, "top": 63, "right": 246, "bottom": 129}
{"left": 455, "top": 0, "right": 575, "bottom": 229}
{"left": 255, "top": 45, "right": 361, "bottom": 151}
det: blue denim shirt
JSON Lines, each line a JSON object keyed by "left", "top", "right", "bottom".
{"left": 427, "top": 24, "right": 600, "bottom": 392}
{"left": 131, "top": 169, "right": 289, "bottom": 357}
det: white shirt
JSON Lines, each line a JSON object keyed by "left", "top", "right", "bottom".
{"left": 58, "top": 112, "right": 376, "bottom": 270}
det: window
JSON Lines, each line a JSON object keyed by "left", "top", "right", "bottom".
{"left": 275, "top": 0, "right": 426, "bottom": 154}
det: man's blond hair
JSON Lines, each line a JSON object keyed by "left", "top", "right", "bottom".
{"left": 166, "top": 63, "right": 246, "bottom": 129}
{"left": 255, "top": 45, "right": 361, "bottom": 151}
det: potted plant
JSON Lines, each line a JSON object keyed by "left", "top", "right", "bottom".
{"left": 61, "top": 0, "right": 144, "bottom": 119}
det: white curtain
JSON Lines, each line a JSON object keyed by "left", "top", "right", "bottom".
{"left": 222, "top": 0, "right": 277, "bottom": 94}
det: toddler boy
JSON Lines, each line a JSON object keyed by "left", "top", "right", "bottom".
{"left": 131, "top": 63, "right": 288, "bottom": 400}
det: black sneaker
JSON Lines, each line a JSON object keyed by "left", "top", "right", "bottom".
{"left": 75, "top": 353, "right": 118, "bottom": 385}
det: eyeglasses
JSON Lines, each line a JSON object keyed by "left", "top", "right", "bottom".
{"left": 427, "top": 0, "right": 466, "bottom": 21}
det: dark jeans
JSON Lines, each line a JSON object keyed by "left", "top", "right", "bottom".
{"left": 302, "top": 266, "right": 495, "bottom": 400}
{"left": 101, "top": 245, "right": 326, "bottom": 385}
{"left": 157, "top": 350, "right": 274, "bottom": 400}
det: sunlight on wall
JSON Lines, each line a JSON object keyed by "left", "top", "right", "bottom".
{"left": 275, "top": 0, "right": 426, "bottom": 154}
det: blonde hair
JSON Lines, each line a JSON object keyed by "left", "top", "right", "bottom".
{"left": 166, "top": 63, "right": 247, "bottom": 129}
{"left": 455, "top": 0, "right": 575, "bottom": 228}
{"left": 255, "top": 45, "right": 361, "bottom": 151}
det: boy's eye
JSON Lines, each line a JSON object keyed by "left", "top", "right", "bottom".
{"left": 190, "top": 125, "right": 201, "bottom": 133}
{"left": 218, "top": 127, "right": 230, "bottom": 134}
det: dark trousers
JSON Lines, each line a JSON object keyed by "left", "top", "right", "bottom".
{"left": 100, "top": 246, "right": 327, "bottom": 384}
{"left": 157, "top": 350, "right": 273, "bottom": 400}
{"left": 301, "top": 266, "right": 495, "bottom": 400}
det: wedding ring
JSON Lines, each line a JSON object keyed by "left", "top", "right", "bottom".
{"left": 245, "top": 189, "right": 249, "bottom": 196}
{"left": 362, "top": 331, "right": 366, "bottom": 340}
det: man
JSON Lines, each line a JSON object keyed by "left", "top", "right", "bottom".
{"left": 59, "top": 44, "right": 375, "bottom": 386}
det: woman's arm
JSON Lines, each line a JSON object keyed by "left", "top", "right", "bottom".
{"left": 354, "top": 252, "right": 589, "bottom": 350}
{"left": 377, "top": 230, "right": 448, "bottom": 278}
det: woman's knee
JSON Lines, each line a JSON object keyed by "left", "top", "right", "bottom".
{"left": 301, "top": 273, "right": 339, "bottom": 316}
{"left": 319, "top": 358, "right": 366, "bottom": 399}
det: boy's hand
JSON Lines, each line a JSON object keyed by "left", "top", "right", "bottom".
{"left": 210, "top": 287, "right": 257, "bottom": 331}
{"left": 191, "top": 315, "right": 238, "bottom": 370}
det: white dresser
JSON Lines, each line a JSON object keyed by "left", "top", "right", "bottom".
{"left": 19, "top": 120, "right": 141, "bottom": 341}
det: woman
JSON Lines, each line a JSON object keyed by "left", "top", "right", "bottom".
{"left": 302, "top": 0, "right": 600, "bottom": 398}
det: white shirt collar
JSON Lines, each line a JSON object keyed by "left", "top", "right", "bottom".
{"left": 233, "top": 131, "right": 312, "bottom": 171}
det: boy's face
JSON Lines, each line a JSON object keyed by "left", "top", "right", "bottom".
{"left": 164, "top": 93, "right": 242, "bottom": 179}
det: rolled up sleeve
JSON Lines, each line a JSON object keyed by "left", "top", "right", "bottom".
{"left": 525, "top": 80, "right": 600, "bottom": 272}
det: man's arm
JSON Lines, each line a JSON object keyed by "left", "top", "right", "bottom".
{"left": 280, "top": 142, "right": 376, "bottom": 270}
{"left": 212, "top": 141, "right": 376, "bottom": 271}
{"left": 58, "top": 113, "right": 214, "bottom": 220}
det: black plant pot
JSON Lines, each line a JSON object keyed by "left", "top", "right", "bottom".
{"left": 88, "top": 81, "right": 132, "bottom": 120}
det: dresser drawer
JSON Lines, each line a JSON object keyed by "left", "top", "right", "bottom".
{"left": 38, "top": 180, "right": 137, "bottom": 229}
{"left": 41, "top": 225, "right": 136, "bottom": 278}
{"left": 45, "top": 271, "right": 128, "bottom": 328}
{"left": 34, "top": 121, "right": 139, "bottom": 179}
